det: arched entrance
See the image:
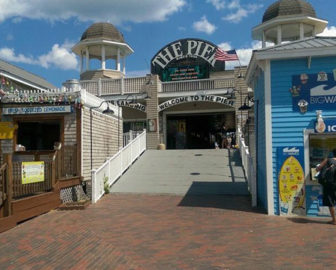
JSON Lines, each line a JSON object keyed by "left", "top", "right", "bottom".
{"left": 159, "top": 95, "right": 235, "bottom": 149}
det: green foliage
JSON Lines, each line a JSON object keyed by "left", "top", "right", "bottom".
{"left": 103, "top": 176, "right": 110, "bottom": 194}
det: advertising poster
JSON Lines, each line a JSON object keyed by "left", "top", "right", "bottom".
{"left": 306, "top": 185, "right": 331, "bottom": 217}
{"left": 0, "top": 122, "right": 17, "bottom": 139}
{"left": 22, "top": 161, "right": 45, "bottom": 184}
{"left": 277, "top": 147, "right": 305, "bottom": 216}
{"left": 291, "top": 71, "right": 336, "bottom": 113}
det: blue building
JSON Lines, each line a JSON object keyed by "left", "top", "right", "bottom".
{"left": 247, "top": 0, "right": 336, "bottom": 216}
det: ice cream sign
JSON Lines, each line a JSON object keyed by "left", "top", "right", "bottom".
{"left": 277, "top": 147, "right": 305, "bottom": 216}
{"left": 315, "top": 116, "right": 336, "bottom": 133}
{"left": 290, "top": 71, "right": 336, "bottom": 112}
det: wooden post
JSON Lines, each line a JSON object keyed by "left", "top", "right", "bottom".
{"left": 51, "top": 152, "right": 56, "bottom": 190}
{"left": 5, "top": 154, "right": 13, "bottom": 216}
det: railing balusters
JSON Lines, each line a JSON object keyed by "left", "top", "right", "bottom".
{"left": 91, "top": 130, "right": 146, "bottom": 203}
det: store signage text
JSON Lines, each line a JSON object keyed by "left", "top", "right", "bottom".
{"left": 2, "top": 105, "right": 72, "bottom": 115}
{"left": 158, "top": 95, "right": 234, "bottom": 112}
{"left": 152, "top": 39, "right": 218, "bottom": 69}
{"left": 110, "top": 101, "right": 146, "bottom": 112}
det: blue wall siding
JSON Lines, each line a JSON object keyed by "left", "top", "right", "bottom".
{"left": 271, "top": 56, "right": 336, "bottom": 215}
{"left": 254, "top": 71, "right": 268, "bottom": 210}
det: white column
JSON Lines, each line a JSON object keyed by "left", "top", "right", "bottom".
{"left": 300, "top": 23, "right": 304, "bottom": 40}
{"left": 122, "top": 56, "right": 126, "bottom": 75}
{"left": 312, "top": 26, "right": 316, "bottom": 37}
{"left": 86, "top": 47, "right": 89, "bottom": 71}
{"left": 277, "top": 25, "right": 282, "bottom": 45}
{"left": 101, "top": 45, "right": 106, "bottom": 70}
{"left": 80, "top": 53, "right": 83, "bottom": 74}
{"left": 116, "top": 48, "right": 121, "bottom": 71}
{"left": 262, "top": 31, "right": 266, "bottom": 48}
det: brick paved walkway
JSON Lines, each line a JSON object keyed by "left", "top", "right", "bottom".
{"left": 0, "top": 194, "right": 336, "bottom": 270}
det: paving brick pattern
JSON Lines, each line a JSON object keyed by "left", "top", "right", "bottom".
{"left": 1, "top": 194, "right": 336, "bottom": 270}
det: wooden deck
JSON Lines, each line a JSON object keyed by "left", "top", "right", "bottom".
{"left": 0, "top": 149, "right": 83, "bottom": 233}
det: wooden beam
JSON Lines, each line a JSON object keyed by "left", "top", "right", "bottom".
{"left": 5, "top": 154, "right": 12, "bottom": 216}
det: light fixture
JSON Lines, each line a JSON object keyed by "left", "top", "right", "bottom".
{"left": 102, "top": 103, "right": 115, "bottom": 114}
{"left": 238, "top": 103, "right": 252, "bottom": 111}
{"left": 144, "top": 94, "right": 151, "bottom": 101}
{"left": 238, "top": 96, "right": 253, "bottom": 110}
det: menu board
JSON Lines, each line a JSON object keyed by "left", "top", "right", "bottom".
{"left": 277, "top": 147, "right": 305, "bottom": 216}
{"left": 162, "top": 65, "right": 208, "bottom": 81}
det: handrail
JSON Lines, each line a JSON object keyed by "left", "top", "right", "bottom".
{"left": 91, "top": 129, "right": 146, "bottom": 203}
{"left": 237, "top": 128, "right": 257, "bottom": 207}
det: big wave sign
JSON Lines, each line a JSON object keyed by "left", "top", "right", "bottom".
{"left": 290, "top": 71, "right": 336, "bottom": 112}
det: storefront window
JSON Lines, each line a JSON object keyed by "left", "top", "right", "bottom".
{"left": 17, "top": 122, "right": 60, "bottom": 151}
{"left": 309, "top": 133, "right": 336, "bottom": 180}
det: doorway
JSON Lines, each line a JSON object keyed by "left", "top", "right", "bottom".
{"left": 166, "top": 112, "right": 235, "bottom": 149}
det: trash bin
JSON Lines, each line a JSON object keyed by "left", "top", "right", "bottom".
{"left": 157, "top": 143, "right": 166, "bottom": 150}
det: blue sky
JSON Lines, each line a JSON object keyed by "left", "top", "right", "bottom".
{"left": 0, "top": 0, "right": 335, "bottom": 88}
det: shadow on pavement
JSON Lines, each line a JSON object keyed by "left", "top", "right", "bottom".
{"left": 287, "top": 217, "right": 330, "bottom": 225}
{"left": 180, "top": 181, "right": 250, "bottom": 196}
{"left": 178, "top": 194, "right": 264, "bottom": 213}
{"left": 178, "top": 182, "right": 264, "bottom": 213}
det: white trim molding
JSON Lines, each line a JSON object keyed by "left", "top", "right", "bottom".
{"left": 264, "top": 59, "right": 274, "bottom": 215}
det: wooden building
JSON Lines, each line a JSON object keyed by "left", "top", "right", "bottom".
{"left": 0, "top": 88, "right": 121, "bottom": 232}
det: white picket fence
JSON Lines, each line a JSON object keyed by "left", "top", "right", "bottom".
{"left": 237, "top": 128, "right": 257, "bottom": 207}
{"left": 91, "top": 129, "right": 146, "bottom": 203}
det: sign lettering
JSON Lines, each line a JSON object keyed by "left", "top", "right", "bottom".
{"left": 2, "top": 105, "right": 72, "bottom": 115}
{"left": 152, "top": 39, "right": 218, "bottom": 70}
{"left": 158, "top": 95, "right": 234, "bottom": 112}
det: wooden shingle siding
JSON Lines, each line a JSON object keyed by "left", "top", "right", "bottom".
{"left": 81, "top": 107, "right": 121, "bottom": 196}
{"left": 270, "top": 56, "right": 336, "bottom": 215}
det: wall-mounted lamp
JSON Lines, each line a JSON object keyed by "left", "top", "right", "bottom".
{"left": 144, "top": 94, "right": 151, "bottom": 101}
{"left": 238, "top": 96, "right": 253, "bottom": 111}
{"left": 237, "top": 73, "right": 244, "bottom": 79}
{"left": 90, "top": 100, "right": 114, "bottom": 171}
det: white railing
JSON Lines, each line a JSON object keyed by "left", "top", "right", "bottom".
{"left": 237, "top": 128, "right": 257, "bottom": 207}
{"left": 123, "top": 130, "right": 143, "bottom": 147}
{"left": 80, "top": 77, "right": 235, "bottom": 96}
{"left": 91, "top": 129, "right": 147, "bottom": 203}
{"left": 162, "top": 78, "right": 234, "bottom": 93}
{"left": 80, "top": 77, "right": 147, "bottom": 96}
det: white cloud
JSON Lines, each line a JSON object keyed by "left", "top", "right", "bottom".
{"left": 227, "top": 0, "right": 240, "bottom": 9}
{"left": 222, "top": 1, "right": 262, "bottom": 23}
{"left": 0, "top": 0, "right": 186, "bottom": 24}
{"left": 38, "top": 42, "right": 78, "bottom": 70}
{"left": 206, "top": 0, "right": 225, "bottom": 10}
{"left": 217, "top": 42, "right": 232, "bottom": 51}
{"left": 178, "top": 26, "right": 186, "bottom": 31}
{"left": 0, "top": 41, "right": 78, "bottom": 70}
{"left": 318, "top": 26, "right": 336, "bottom": 37}
{"left": 193, "top": 16, "right": 217, "bottom": 35}
{"left": 0, "top": 48, "right": 35, "bottom": 64}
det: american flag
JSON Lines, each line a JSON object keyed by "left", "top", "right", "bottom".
{"left": 215, "top": 48, "right": 239, "bottom": 61}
